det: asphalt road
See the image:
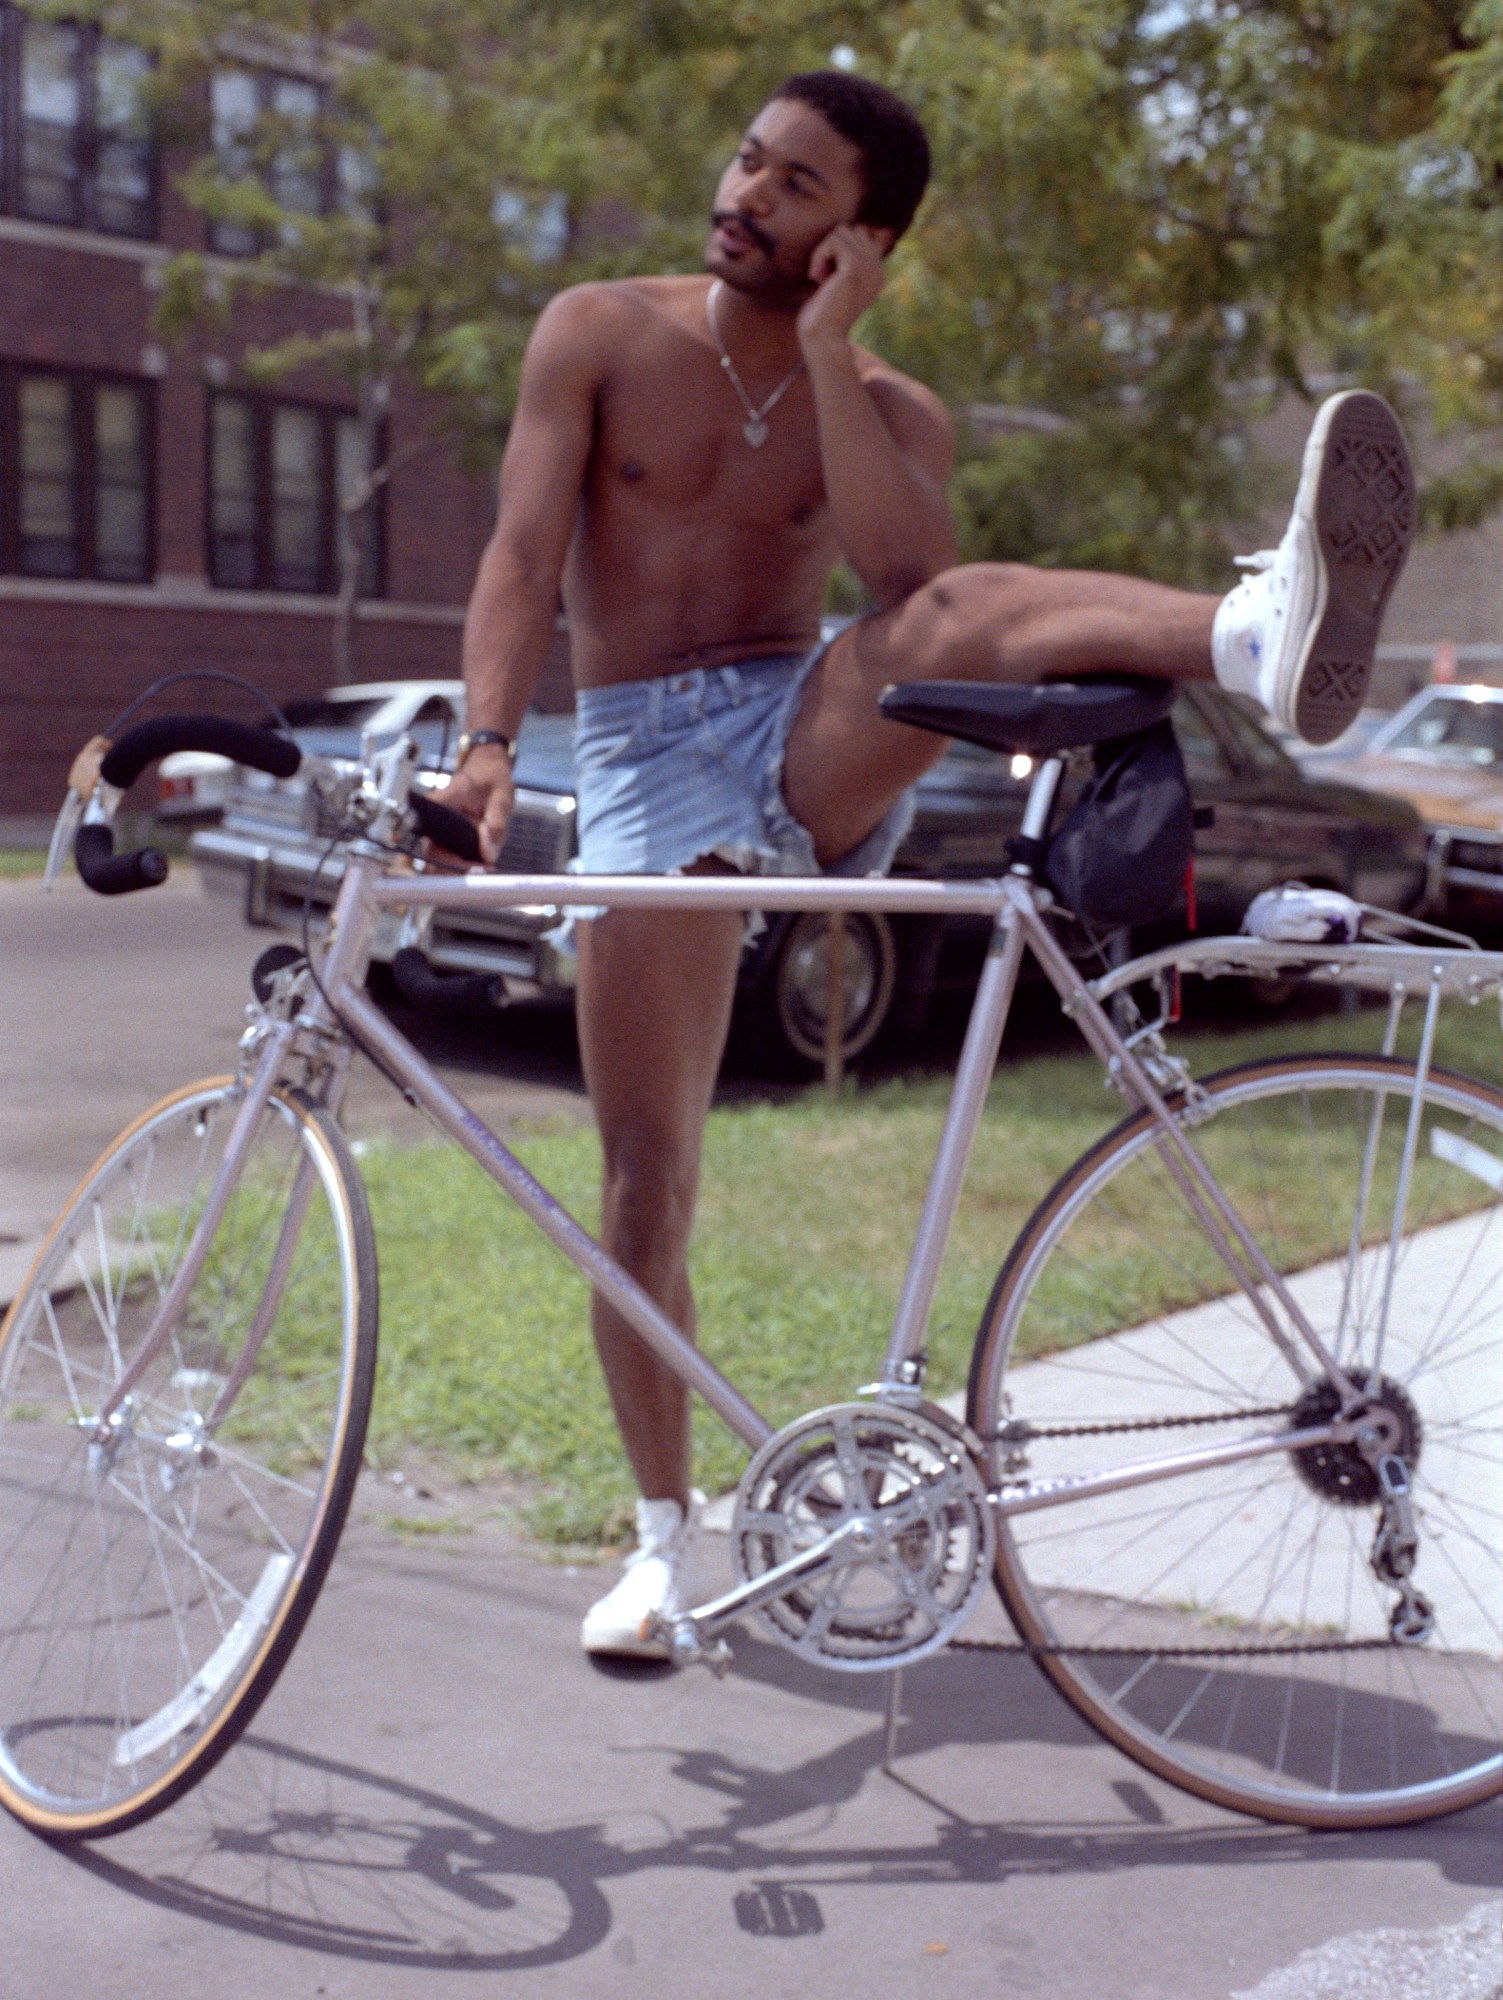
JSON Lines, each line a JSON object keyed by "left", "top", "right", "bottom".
{"left": 0, "top": 868, "right": 588, "bottom": 1293}
{"left": 0, "top": 865, "right": 1498, "bottom": 1998}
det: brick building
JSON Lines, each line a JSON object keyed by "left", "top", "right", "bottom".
{"left": 0, "top": 4, "right": 498, "bottom": 818}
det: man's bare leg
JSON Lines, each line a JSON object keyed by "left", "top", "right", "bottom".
{"left": 788, "top": 389, "right": 1417, "bottom": 862}
{"left": 785, "top": 562, "right": 1218, "bottom": 865}
{"left": 574, "top": 899, "right": 746, "bottom": 1505}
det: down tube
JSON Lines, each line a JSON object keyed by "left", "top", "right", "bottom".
{"left": 332, "top": 982, "right": 774, "bottom": 1452}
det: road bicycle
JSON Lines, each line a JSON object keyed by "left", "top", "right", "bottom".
{"left": 2, "top": 678, "right": 1499, "bottom": 1841}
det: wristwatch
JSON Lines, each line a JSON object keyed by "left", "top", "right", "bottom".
{"left": 454, "top": 728, "right": 515, "bottom": 769}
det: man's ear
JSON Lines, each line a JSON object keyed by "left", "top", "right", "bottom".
{"left": 859, "top": 222, "right": 896, "bottom": 259}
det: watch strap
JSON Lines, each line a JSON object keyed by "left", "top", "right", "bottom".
{"left": 456, "top": 728, "right": 515, "bottom": 768}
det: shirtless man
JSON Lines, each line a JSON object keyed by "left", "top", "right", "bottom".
{"left": 444, "top": 70, "right": 1415, "bottom": 1656}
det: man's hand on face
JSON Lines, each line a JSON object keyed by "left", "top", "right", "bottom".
{"left": 436, "top": 743, "right": 514, "bottom": 866}
{"left": 796, "top": 224, "right": 888, "bottom": 355}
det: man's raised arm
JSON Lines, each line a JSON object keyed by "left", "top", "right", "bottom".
{"left": 798, "top": 224, "right": 956, "bottom": 609}
{"left": 446, "top": 288, "right": 604, "bottom": 860}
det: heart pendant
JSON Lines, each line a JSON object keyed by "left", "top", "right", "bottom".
{"left": 743, "top": 417, "right": 769, "bottom": 448}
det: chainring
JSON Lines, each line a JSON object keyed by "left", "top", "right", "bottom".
{"left": 730, "top": 1401, "right": 995, "bottom": 1673}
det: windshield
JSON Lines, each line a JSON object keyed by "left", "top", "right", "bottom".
{"left": 1384, "top": 696, "right": 1503, "bottom": 766}
{"left": 282, "top": 697, "right": 387, "bottom": 731}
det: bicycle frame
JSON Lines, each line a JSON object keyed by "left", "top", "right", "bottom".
{"left": 93, "top": 772, "right": 1503, "bottom": 1520}
{"left": 303, "top": 842, "right": 1492, "bottom": 1508}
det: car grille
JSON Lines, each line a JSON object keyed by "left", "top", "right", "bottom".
{"left": 300, "top": 790, "right": 571, "bottom": 871}
{"left": 230, "top": 787, "right": 315, "bottom": 836}
{"left": 494, "top": 805, "right": 570, "bottom": 873}
{"left": 313, "top": 795, "right": 353, "bottom": 843}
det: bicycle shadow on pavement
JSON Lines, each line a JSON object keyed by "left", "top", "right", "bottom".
{"left": 718, "top": 1623, "right": 1502, "bottom": 1823}
{"left": 58, "top": 1644, "right": 1501, "bottom": 1976}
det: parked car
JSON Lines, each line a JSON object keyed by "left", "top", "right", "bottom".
{"left": 1301, "top": 683, "right": 1503, "bottom": 927}
{"left": 158, "top": 682, "right": 468, "bottom": 822}
{"left": 190, "top": 678, "right": 1430, "bottom": 1074}
{"left": 156, "top": 747, "right": 238, "bottom": 823}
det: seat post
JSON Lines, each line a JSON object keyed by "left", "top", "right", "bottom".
{"left": 1009, "top": 755, "right": 1066, "bottom": 872}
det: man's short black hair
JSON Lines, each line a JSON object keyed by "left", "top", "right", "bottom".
{"left": 770, "top": 71, "right": 931, "bottom": 241}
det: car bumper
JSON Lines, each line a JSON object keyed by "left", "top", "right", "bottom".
{"left": 1427, "top": 825, "right": 1503, "bottom": 907}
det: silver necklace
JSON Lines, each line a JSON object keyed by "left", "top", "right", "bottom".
{"left": 706, "top": 280, "right": 803, "bottom": 447}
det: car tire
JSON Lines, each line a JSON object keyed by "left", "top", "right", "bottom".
{"left": 736, "top": 910, "right": 899, "bottom": 1077}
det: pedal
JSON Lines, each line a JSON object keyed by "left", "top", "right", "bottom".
{"left": 647, "top": 1615, "right": 732, "bottom": 1676}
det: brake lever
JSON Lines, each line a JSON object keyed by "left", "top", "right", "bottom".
{"left": 44, "top": 734, "right": 114, "bottom": 888}
{"left": 43, "top": 791, "right": 83, "bottom": 888}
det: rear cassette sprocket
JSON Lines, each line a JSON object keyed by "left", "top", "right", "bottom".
{"left": 731, "top": 1401, "right": 995, "bottom": 1673}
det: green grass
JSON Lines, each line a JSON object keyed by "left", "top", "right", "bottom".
{"left": 356, "top": 995, "right": 1502, "bottom": 1543}
{"left": 0, "top": 849, "right": 47, "bottom": 879}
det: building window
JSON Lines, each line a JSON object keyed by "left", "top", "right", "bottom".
{"left": 0, "top": 366, "right": 153, "bottom": 580}
{"left": 209, "top": 66, "right": 337, "bottom": 256}
{"left": 208, "top": 393, "right": 383, "bottom": 597}
{"left": 0, "top": 6, "right": 155, "bottom": 237}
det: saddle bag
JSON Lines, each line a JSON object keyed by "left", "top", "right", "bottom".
{"left": 1042, "top": 717, "right": 1194, "bottom": 930}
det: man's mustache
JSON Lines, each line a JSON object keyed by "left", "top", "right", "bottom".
{"left": 711, "top": 209, "right": 776, "bottom": 256}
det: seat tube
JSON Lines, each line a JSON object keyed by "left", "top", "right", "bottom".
{"left": 881, "top": 887, "right": 1030, "bottom": 1384}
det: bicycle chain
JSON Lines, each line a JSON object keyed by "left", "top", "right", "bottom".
{"left": 972, "top": 1401, "right": 1397, "bottom": 1656}
{"left": 951, "top": 1633, "right": 1396, "bottom": 1659}
{"left": 982, "top": 1401, "right": 1294, "bottom": 1443}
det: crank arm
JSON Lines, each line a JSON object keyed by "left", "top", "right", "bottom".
{"left": 653, "top": 1515, "right": 877, "bottom": 1668}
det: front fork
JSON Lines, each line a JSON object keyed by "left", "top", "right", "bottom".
{"left": 87, "top": 936, "right": 354, "bottom": 1458}
{"left": 89, "top": 1027, "right": 295, "bottom": 1444}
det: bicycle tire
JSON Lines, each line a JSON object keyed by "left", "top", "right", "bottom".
{"left": 0, "top": 1076, "right": 377, "bottom": 1839}
{"left": 967, "top": 1054, "right": 1503, "bottom": 1828}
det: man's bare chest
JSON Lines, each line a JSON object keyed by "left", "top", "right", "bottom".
{"left": 588, "top": 345, "right": 829, "bottom": 535}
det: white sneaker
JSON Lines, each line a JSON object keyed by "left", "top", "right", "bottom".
{"left": 580, "top": 1490, "right": 703, "bottom": 1659}
{"left": 1212, "top": 391, "right": 1415, "bottom": 745}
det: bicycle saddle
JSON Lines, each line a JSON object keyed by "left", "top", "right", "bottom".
{"left": 878, "top": 676, "right": 1176, "bottom": 756}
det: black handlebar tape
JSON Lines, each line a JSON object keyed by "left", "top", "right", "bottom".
{"left": 407, "top": 791, "right": 483, "bottom": 864}
{"left": 74, "top": 821, "right": 169, "bottom": 896}
{"left": 98, "top": 714, "right": 302, "bottom": 791}
{"left": 389, "top": 946, "right": 501, "bottom": 1011}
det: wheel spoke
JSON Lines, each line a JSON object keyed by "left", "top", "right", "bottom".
{"left": 976, "top": 1055, "right": 1503, "bottom": 1825}
{"left": 0, "top": 1082, "right": 372, "bottom": 1834}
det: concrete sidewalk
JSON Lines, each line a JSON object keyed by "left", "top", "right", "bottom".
{"left": 1, "top": 1509, "right": 1495, "bottom": 1999}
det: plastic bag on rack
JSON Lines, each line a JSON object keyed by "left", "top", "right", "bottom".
{"left": 1242, "top": 884, "right": 1362, "bottom": 944}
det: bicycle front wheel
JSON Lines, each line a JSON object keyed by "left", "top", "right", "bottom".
{"left": 0, "top": 1077, "right": 376, "bottom": 1839}
{"left": 968, "top": 1055, "right": 1503, "bottom": 1827}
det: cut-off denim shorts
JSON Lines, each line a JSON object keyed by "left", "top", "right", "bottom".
{"left": 570, "top": 645, "right": 915, "bottom": 890}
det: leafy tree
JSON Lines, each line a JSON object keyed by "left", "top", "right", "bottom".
{"left": 1324, "top": 0, "right": 1503, "bottom": 531}
{"left": 64, "top": 0, "right": 1503, "bottom": 616}
{"left": 526, "top": 0, "right": 1503, "bottom": 582}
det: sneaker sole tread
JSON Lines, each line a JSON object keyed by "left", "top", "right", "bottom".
{"left": 1293, "top": 392, "right": 1416, "bottom": 745}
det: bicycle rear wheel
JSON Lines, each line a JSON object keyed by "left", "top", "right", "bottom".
{"left": 0, "top": 1077, "right": 376, "bottom": 1839}
{"left": 968, "top": 1055, "right": 1503, "bottom": 1827}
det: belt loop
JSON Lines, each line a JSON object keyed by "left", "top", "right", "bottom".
{"left": 722, "top": 662, "right": 744, "bottom": 706}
